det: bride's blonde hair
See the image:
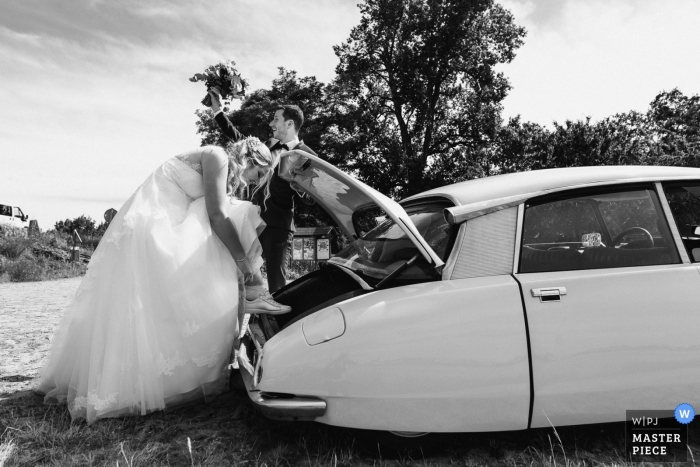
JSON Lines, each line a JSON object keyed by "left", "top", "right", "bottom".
{"left": 224, "top": 137, "right": 276, "bottom": 203}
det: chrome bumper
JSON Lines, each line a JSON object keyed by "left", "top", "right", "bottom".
{"left": 239, "top": 368, "right": 327, "bottom": 421}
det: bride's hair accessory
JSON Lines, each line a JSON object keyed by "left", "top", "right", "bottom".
{"left": 244, "top": 137, "right": 270, "bottom": 167}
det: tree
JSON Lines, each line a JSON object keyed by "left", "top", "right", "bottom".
{"left": 493, "top": 89, "right": 700, "bottom": 173}
{"left": 332, "top": 0, "right": 526, "bottom": 197}
{"left": 645, "top": 88, "right": 700, "bottom": 167}
{"left": 55, "top": 215, "right": 96, "bottom": 235}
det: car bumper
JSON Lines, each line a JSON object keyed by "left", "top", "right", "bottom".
{"left": 239, "top": 368, "right": 327, "bottom": 421}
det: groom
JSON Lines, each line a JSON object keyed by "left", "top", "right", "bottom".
{"left": 209, "top": 90, "right": 317, "bottom": 294}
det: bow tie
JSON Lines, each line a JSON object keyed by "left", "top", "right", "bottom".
{"left": 276, "top": 143, "right": 290, "bottom": 151}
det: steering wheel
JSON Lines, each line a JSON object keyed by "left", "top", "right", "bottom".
{"left": 611, "top": 227, "right": 654, "bottom": 248}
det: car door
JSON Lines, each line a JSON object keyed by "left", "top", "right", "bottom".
{"left": 514, "top": 183, "right": 700, "bottom": 428}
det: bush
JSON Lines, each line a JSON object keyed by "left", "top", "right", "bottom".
{"left": 0, "top": 227, "right": 89, "bottom": 283}
{"left": 0, "top": 236, "right": 34, "bottom": 260}
{"left": 0, "top": 257, "right": 45, "bottom": 282}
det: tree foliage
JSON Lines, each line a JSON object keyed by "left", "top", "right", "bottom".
{"left": 494, "top": 89, "right": 700, "bottom": 173}
{"left": 331, "top": 0, "right": 526, "bottom": 197}
{"left": 55, "top": 215, "right": 97, "bottom": 235}
{"left": 194, "top": 1, "right": 700, "bottom": 210}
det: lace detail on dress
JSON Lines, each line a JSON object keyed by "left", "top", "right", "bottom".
{"left": 175, "top": 155, "right": 203, "bottom": 174}
{"left": 157, "top": 352, "right": 187, "bottom": 376}
{"left": 183, "top": 322, "right": 201, "bottom": 337}
{"left": 71, "top": 392, "right": 118, "bottom": 412}
{"left": 192, "top": 350, "right": 222, "bottom": 367}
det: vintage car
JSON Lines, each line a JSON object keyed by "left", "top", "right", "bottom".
{"left": 237, "top": 155, "right": 700, "bottom": 440}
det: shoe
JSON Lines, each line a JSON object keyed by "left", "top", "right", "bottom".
{"left": 244, "top": 291, "right": 292, "bottom": 315}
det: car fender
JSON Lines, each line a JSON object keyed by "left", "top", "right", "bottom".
{"left": 258, "top": 275, "right": 530, "bottom": 433}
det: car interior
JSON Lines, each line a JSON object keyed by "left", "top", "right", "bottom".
{"left": 519, "top": 186, "right": 681, "bottom": 273}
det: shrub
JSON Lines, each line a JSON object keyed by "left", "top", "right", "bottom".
{"left": 0, "top": 257, "right": 45, "bottom": 282}
{"left": 0, "top": 236, "right": 34, "bottom": 259}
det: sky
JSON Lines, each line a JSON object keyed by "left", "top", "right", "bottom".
{"left": 1, "top": 0, "right": 699, "bottom": 229}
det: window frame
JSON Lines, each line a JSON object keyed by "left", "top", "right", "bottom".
{"left": 659, "top": 179, "right": 700, "bottom": 263}
{"left": 517, "top": 183, "right": 682, "bottom": 273}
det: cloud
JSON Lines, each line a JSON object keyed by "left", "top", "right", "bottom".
{"left": 498, "top": 0, "right": 700, "bottom": 126}
{"left": 0, "top": 0, "right": 361, "bottom": 228}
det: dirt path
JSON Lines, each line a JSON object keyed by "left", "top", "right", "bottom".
{"left": 0, "top": 277, "right": 81, "bottom": 395}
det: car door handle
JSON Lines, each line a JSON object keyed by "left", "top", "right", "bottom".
{"left": 531, "top": 287, "right": 567, "bottom": 302}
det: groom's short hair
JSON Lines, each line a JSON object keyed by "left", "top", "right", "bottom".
{"left": 277, "top": 105, "right": 304, "bottom": 132}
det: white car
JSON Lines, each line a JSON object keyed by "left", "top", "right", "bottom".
{"left": 237, "top": 156, "right": 700, "bottom": 440}
{"left": 0, "top": 204, "right": 29, "bottom": 229}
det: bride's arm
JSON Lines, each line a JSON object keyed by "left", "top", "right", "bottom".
{"left": 201, "top": 146, "right": 256, "bottom": 279}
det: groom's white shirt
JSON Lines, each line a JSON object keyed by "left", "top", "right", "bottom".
{"left": 281, "top": 137, "right": 299, "bottom": 152}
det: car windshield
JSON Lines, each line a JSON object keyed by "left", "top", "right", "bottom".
{"left": 328, "top": 201, "right": 453, "bottom": 282}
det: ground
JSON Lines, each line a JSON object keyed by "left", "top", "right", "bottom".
{"left": 0, "top": 278, "right": 697, "bottom": 466}
{"left": 0, "top": 277, "right": 80, "bottom": 394}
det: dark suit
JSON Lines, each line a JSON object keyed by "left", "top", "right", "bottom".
{"left": 214, "top": 112, "right": 317, "bottom": 292}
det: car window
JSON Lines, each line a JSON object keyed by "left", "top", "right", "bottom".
{"left": 331, "top": 202, "right": 453, "bottom": 282}
{"left": 520, "top": 186, "right": 680, "bottom": 273}
{"left": 662, "top": 181, "right": 700, "bottom": 262}
{"left": 0, "top": 205, "right": 10, "bottom": 217}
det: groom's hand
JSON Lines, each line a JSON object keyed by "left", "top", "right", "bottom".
{"left": 208, "top": 87, "right": 222, "bottom": 113}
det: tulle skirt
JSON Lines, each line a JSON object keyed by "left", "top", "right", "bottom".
{"left": 37, "top": 161, "right": 264, "bottom": 424}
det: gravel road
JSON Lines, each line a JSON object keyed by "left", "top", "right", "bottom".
{"left": 0, "top": 277, "right": 81, "bottom": 395}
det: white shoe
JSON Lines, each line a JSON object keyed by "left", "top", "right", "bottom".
{"left": 244, "top": 291, "right": 292, "bottom": 315}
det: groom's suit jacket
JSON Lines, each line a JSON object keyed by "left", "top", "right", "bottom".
{"left": 214, "top": 112, "right": 317, "bottom": 232}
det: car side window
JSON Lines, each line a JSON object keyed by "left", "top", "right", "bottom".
{"left": 662, "top": 181, "right": 700, "bottom": 262}
{"left": 0, "top": 205, "right": 10, "bottom": 216}
{"left": 520, "top": 186, "right": 680, "bottom": 273}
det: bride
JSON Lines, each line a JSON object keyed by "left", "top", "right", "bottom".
{"left": 37, "top": 137, "right": 289, "bottom": 424}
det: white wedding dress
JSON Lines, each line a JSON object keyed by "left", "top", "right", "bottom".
{"left": 37, "top": 157, "right": 264, "bottom": 424}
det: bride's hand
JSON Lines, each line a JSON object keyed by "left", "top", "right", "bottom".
{"left": 235, "top": 256, "right": 255, "bottom": 282}
{"left": 208, "top": 87, "right": 222, "bottom": 113}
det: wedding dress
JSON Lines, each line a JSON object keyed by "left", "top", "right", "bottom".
{"left": 37, "top": 156, "right": 263, "bottom": 424}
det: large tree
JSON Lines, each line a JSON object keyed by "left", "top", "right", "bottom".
{"left": 331, "top": 0, "right": 526, "bottom": 197}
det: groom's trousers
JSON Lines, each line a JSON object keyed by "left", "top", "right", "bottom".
{"left": 259, "top": 226, "right": 293, "bottom": 293}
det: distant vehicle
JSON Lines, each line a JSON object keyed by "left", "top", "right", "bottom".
{"left": 0, "top": 204, "right": 30, "bottom": 229}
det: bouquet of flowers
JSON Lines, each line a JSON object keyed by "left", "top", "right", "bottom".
{"left": 189, "top": 60, "right": 248, "bottom": 108}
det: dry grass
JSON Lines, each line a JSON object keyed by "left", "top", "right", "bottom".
{"left": 1, "top": 388, "right": 697, "bottom": 466}
{"left": 0, "top": 228, "right": 88, "bottom": 283}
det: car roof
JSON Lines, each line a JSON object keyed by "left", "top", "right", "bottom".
{"left": 403, "top": 165, "right": 700, "bottom": 206}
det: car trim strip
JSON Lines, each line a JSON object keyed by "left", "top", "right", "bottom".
{"left": 655, "top": 182, "right": 691, "bottom": 264}
{"left": 511, "top": 274, "right": 535, "bottom": 430}
{"left": 513, "top": 204, "right": 525, "bottom": 274}
{"left": 240, "top": 369, "right": 327, "bottom": 421}
{"left": 445, "top": 175, "right": 700, "bottom": 225}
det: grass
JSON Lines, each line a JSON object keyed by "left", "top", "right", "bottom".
{"left": 1, "top": 386, "right": 697, "bottom": 466}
